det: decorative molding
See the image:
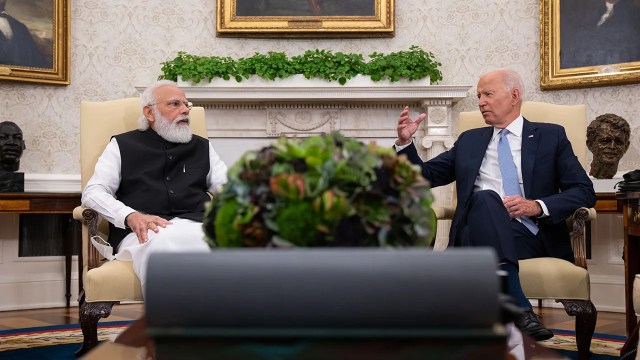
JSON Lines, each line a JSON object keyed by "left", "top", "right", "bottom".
{"left": 136, "top": 85, "right": 471, "bottom": 104}
{"left": 24, "top": 174, "right": 81, "bottom": 193}
{"left": 0, "top": 280, "right": 79, "bottom": 311}
{"left": 159, "top": 85, "right": 472, "bottom": 143}
{"left": 590, "top": 274, "right": 625, "bottom": 286}
{"left": 267, "top": 109, "right": 339, "bottom": 137}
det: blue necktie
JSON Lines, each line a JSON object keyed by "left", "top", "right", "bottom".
{"left": 498, "top": 129, "right": 539, "bottom": 235}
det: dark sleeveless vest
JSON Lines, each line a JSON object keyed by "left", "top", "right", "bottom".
{"left": 107, "top": 129, "right": 210, "bottom": 249}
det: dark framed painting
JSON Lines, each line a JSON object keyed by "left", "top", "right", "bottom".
{"left": 217, "top": 0, "right": 394, "bottom": 38}
{"left": 0, "top": 0, "right": 69, "bottom": 85}
{"left": 540, "top": 0, "right": 640, "bottom": 90}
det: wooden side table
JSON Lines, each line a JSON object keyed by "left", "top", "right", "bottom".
{"left": 0, "top": 192, "right": 81, "bottom": 307}
{"left": 595, "top": 192, "right": 623, "bottom": 214}
{"left": 617, "top": 191, "right": 640, "bottom": 335}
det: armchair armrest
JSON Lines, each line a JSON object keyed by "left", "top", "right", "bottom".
{"left": 74, "top": 205, "right": 102, "bottom": 270}
{"left": 432, "top": 206, "right": 456, "bottom": 250}
{"left": 569, "top": 207, "right": 596, "bottom": 269}
{"left": 433, "top": 206, "right": 455, "bottom": 220}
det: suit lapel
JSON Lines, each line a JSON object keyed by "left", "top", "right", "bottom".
{"left": 459, "top": 127, "right": 493, "bottom": 200}
{"left": 521, "top": 118, "right": 539, "bottom": 197}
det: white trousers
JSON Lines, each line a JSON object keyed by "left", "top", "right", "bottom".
{"left": 114, "top": 218, "right": 211, "bottom": 295}
{"left": 506, "top": 322, "right": 524, "bottom": 360}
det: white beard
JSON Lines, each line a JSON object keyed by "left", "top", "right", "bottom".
{"left": 153, "top": 109, "right": 193, "bottom": 143}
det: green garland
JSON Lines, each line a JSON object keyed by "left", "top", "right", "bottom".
{"left": 159, "top": 46, "right": 443, "bottom": 85}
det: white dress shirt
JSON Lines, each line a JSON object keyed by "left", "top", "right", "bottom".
{"left": 81, "top": 137, "right": 228, "bottom": 230}
{"left": 475, "top": 115, "right": 548, "bottom": 216}
{"left": 475, "top": 116, "right": 526, "bottom": 195}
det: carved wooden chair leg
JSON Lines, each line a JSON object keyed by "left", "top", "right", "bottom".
{"left": 558, "top": 299, "right": 597, "bottom": 360}
{"left": 620, "top": 321, "right": 640, "bottom": 359}
{"left": 75, "top": 300, "right": 118, "bottom": 357}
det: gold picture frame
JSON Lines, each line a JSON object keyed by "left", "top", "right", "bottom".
{"left": 217, "top": 0, "right": 394, "bottom": 38}
{"left": 540, "top": 0, "right": 640, "bottom": 90}
{"left": 0, "top": 0, "right": 70, "bottom": 85}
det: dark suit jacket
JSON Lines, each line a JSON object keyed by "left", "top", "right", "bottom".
{"left": 0, "top": 14, "right": 48, "bottom": 68}
{"left": 399, "top": 118, "right": 596, "bottom": 260}
{"left": 560, "top": 0, "right": 640, "bottom": 68}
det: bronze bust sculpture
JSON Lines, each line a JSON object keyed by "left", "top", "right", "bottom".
{"left": 0, "top": 121, "right": 25, "bottom": 172}
{"left": 0, "top": 121, "right": 26, "bottom": 192}
{"left": 586, "top": 113, "right": 631, "bottom": 179}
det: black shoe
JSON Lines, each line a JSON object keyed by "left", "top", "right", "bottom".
{"left": 516, "top": 309, "right": 554, "bottom": 341}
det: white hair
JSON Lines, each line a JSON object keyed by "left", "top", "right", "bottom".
{"left": 501, "top": 69, "right": 525, "bottom": 102}
{"left": 137, "top": 80, "right": 179, "bottom": 130}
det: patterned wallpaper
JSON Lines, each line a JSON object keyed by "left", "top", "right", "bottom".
{"left": 1, "top": 0, "right": 638, "bottom": 174}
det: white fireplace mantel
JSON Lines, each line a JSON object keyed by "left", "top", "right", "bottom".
{"left": 178, "top": 84, "right": 471, "bottom": 103}
{"left": 157, "top": 85, "right": 473, "bottom": 143}
{"left": 137, "top": 83, "right": 472, "bottom": 149}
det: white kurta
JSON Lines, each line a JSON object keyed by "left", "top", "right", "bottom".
{"left": 114, "top": 218, "right": 211, "bottom": 291}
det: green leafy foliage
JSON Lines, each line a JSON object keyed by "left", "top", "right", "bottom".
{"left": 203, "top": 132, "right": 437, "bottom": 249}
{"left": 236, "top": 51, "right": 296, "bottom": 81}
{"left": 365, "top": 45, "right": 443, "bottom": 82}
{"left": 159, "top": 52, "right": 236, "bottom": 84}
{"left": 158, "top": 46, "right": 442, "bottom": 85}
{"left": 290, "top": 50, "right": 366, "bottom": 85}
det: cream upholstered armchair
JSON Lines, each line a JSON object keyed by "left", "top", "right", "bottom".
{"left": 73, "top": 98, "right": 208, "bottom": 356}
{"left": 432, "top": 101, "right": 597, "bottom": 360}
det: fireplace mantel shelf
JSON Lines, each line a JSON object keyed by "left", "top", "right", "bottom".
{"left": 138, "top": 85, "right": 471, "bottom": 104}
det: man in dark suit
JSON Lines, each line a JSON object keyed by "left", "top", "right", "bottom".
{"left": 394, "top": 69, "right": 596, "bottom": 341}
{"left": 0, "top": 0, "right": 48, "bottom": 68}
{"left": 560, "top": 0, "right": 640, "bottom": 68}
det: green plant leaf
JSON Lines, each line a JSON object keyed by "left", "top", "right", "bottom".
{"left": 159, "top": 46, "right": 440, "bottom": 85}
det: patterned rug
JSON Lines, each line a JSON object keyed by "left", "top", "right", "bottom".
{"left": 540, "top": 329, "right": 626, "bottom": 359}
{"left": 0, "top": 321, "right": 131, "bottom": 359}
{"left": 0, "top": 324, "right": 627, "bottom": 359}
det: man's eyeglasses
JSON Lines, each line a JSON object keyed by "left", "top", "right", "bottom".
{"left": 148, "top": 99, "right": 193, "bottom": 110}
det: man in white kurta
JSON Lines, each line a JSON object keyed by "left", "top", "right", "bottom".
{"left": 81, "top": 80, "right": 227, "bottom": 293}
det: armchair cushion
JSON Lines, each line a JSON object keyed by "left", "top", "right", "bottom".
{"left": 519, "top": 258, "right": 590, "bottom": 300}
{"left": 84, "top": 261, "right": 143, "bottom": 302}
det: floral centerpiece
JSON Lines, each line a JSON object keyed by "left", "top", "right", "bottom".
{"left": 203, "top": 132, "right": 436, "bottom": 248}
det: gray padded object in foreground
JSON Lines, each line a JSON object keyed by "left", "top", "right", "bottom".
{"left": 145, "top": 248, "right": 500, "bottom": 333}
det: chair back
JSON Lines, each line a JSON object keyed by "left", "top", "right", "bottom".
{"left": 79, "top": 98, "right": 207, "bottom": 188}
{"left": 458, "top": 101, "right": 588, "bottom": 168}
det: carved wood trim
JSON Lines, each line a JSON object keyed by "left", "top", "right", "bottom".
{"left": 82, "top": 208, "right": 101, "bottom": 270}
{"left": 570, "top": 207, "right": 591, "bottom": 269}
{"left": 557, "top": 299, "right": 597, "bottom": 360}
{"left": 75, "top": 300, "right": 118, "bottom": 357}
